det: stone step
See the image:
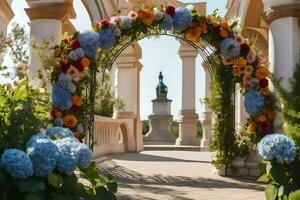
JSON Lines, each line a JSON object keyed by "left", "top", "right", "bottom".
{"left": 143, "top": 144, "right": 209, "bottom": 151}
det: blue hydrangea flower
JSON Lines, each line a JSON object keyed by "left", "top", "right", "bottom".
{"left": 68, "top": 50, "right": 78, "bottom": 61}
{"left": 54, "top": 138, "right": 80, "bottom": 175}
{"left": 75, "top": 143, "right": 92, "bottom": 168}
{"left": 75, "top": 48, "right": 85, "bottom": 58}
{"left": 51, "top": 85, "right": 72, "bottom": 110}
{"left": 220, "top": 38, "right": 241, "bottom": 59}
{"left": 26, "top": 133, "right": 49, "bottom": 148}
{"left": 98, "top": 28, "right": 116, "bottom": 49}
{"left": 78, "top": 31, "right": 99, "bottom": 57}
{"left": 120, "top": 16, "right": 132, "bottom": 29}
{"left": 46, "top": 127, "right": 74, "bottom": 139}
{"left": 54, "top": 118, "right": 64, "bottom": 127}
{"left": 244, "top": 89, "right": 265, "bottom": 116}
{"left": 76, "top": 123, "right": 84, "bottom": 133}
{"left": 57, "top": 73, "right": 76, "bottom": 94}
{"left": 258, "top": 133, "right": 297, "bottom": 163}
{"left": 160, "top": 15, "right": 173, "bottom": 31}
{"left": 27, "top": 137, "right": 59, "bottom": 177}
{"left": 0, "top": 149, "right": 33, "bottom": 179}
{"left": 173, "top": 7, "right": 193, "bottom": 32}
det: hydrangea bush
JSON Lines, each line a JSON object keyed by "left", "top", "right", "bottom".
{"left": 0, "top": 127, "right": 118, "bottom": 199}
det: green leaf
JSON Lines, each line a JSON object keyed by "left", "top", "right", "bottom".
{"left": 269, "top": 163, "right": 285, "bottom": 184}
{"left": 25, "top": 193, "right": 44, "bottom": 200}
{"left": 265, "top": 184, "right": 278, "bottom": 200}
{"left": 107, "top": 182, "right": 118, "bottom": 193}
{"left": 289, "top": 190, "right": 300, "bottom": 200}
{"left": 48, "top": 172, "right": 64, "bottom": 188}
{"left": 257, "top": 174, "right": 270, "bottom": 183}
{"left": 278, "top": 186, "right": 284, "bottom": 197}
{"left": 17, "top": 178, "right": 45, "bottom": 193}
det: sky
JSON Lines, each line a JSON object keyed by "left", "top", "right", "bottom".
{"left": 3, "top": 0, "right": 227, "bottom": 120}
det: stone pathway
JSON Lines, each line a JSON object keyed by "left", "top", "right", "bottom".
{"left": 95, "top": 151, "right": 265, "bottom": 200}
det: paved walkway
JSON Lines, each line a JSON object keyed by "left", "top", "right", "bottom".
{"left": 95, "top": 151, "right": 265, "bottom": 200}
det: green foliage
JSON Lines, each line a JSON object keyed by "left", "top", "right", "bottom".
{"left": 0, "top": 162, "right": 118, "bottom": 200}
{"left": 207, "top": 59, "right": 237, "bottom": 169}
{"left": 142, "top": 120, "right": 149, "bottom": 135}
{"left": 272, "top": 63, "right": 300, "bottom": 146}
{"left": 258, "top": 157, "right": 300, "bottom": 200}
{"left": 94, "top": 83, "right": 124, "bottom": 117}
{"left": 0, "top": 80, "right": 50, "bottom": 153}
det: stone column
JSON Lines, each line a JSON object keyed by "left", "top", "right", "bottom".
{"left": 25, "top": 1, "right": 76, "bottom": 87}
{"left": 114, "top": 43, "right": 144, "bottom": 152}
{"left": 176, "top": 42, "right": 199, "bottom": 146}
{"left": 200, "top": 65, "right": 212, "bottom": 150}
{"left": 263, "top": 0, "right": 300, "bottom": 129}
{"left": 0, "top": 0, "right": 14, "bottom": 64}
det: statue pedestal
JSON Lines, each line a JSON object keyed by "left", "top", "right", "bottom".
{"left": 144, "top": 98, "right": 176, "bottom": 144}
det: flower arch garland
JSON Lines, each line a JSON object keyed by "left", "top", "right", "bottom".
{"left": 49, "top": 5, "right": 276, "bottom": 168}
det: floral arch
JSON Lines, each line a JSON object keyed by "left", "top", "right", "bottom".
{"left": 50, "top": 5, "right": 275, "bottom": 168}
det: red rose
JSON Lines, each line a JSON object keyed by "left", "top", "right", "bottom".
{"left": 60, "top": 61, "right": 70, "bottom": 73}
{"left": 100, "top": 19, "right": 110, "bottom": 27}
{"left": 74, "top": 60, "right": 84, "bottom": 72}
{"left": 71, "top": 105, "right": 79, "bottom": 112}
{"left": 70, "top": 40, "right": 80, "bottom": 49}
{"left": 259, "top": 121, "right": 270, "bottom": 135}
{"left": 259, "top": 78, "right": 269, "bottom": 88}
{"left": 166, "top": 6, "right": 176, "bottom": 17}
{"left": 240, "top": 43, "right": 250, "bottom": 55}
{"left": 213, "top": 26, "right": 220, "bottom": 34}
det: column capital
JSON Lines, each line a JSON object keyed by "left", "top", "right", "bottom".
{"left": 178, "top": 41, "right": 198, "bottom": 58}
{"left": 25, "top": 2, "right": 76, "bottom": 21}
{"left": 263, "top": 2, "right": 300, "bottom": 24}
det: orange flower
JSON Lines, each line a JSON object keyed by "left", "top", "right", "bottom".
{"left": 221, "top": 20, "right": 228, "bottom": 29}
{"left": 51, "top": 108, "right": 62, "bottom": 118}
{"left": 234, "top": 57, "right": 247, "bottom": 68}
{"left": 63, "top": 115, "right": 78, "bottom": 128}
{"left": 138, "top": 9, "right": 154, "bottom": 26}
{"left": 232, "top": 65, "right": 244, "bottom": 77}
{"left": 247, "top": 122, "right": 257, "bottom": 133}
{"left": 261, "top": 87, "right": 270, "bottom": 96}
{"left": 81, "top": 57, "right": 90, "bottom": 68}
{"left": 258, "top": 115, "right": 267, "bottom": 122}
{"left": 185, "top": 26, "right": 202, "bottom": 42}
{"left": 255, "top": 67, "right": 269, "bottom": 79}
{"left": 54, "top": 48, "right": 62, "bottom": 57}
{"left": 72, "top": 95, "right": 83, "bottom": 107}
{"left": 200, "top": 22, "right": 208, "bottom": 34}
{"left": 220, "top": 28, "right": 228, "bottom": 38}
{"left": 267, "top": 111, "right": 276, "bottom": 120}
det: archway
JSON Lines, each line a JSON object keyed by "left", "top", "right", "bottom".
{"left": 49, "top": 5, "right": 276, "bottom": 169}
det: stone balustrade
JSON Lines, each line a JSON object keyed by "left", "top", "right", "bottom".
{"left": 93, "top": 115, "right": 128, "bottom": 158}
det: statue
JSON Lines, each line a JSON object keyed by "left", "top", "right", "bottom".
{"left": 156, "top": 71, "right": 168, "bottom": 98}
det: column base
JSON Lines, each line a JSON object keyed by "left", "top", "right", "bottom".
{"left": 176, "top": 110, "right": 200, "bottom": 146}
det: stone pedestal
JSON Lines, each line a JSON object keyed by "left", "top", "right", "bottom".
{"left": 144, "top": 97, "right": 176, "bottom": 144}
{"left": 176, "top": 110, "right": 199, "bottom": 146}
{"left": 200, "top": 111, "right": 212, "bottom": 150}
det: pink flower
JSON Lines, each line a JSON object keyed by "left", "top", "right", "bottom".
{"left": 67, "top": 65, "right": 83, "bottom": 82}
{"left": 242, "top": 75, "right": 252, "bottom": 89}
{"left": 247, "top": 49, "right": 257, "bottom": 63}
{"left": 222, "top": 57, "right": 234, "bottom": 65}
{"left": 244, "top": 65, "right": 254, "bottom": 75}
{"left": 110, "top": 16, "right": 121, "bottom": 25}
{"left": 234, "top": 34, "right": 245, "bottom": 44}
{"left": 128, "top": 11, "right": 138, "bottom": 19}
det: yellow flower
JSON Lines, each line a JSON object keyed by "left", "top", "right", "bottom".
{"left": 54, "top": 48, "right": 62, "bottom": 57}
{"left": 267, "top": 111, "right": 276, "bottom": 120}
{"left": 258, "top": 115, "right": 267, "bottom": 122}
{"left": 255, "top": 67, "right": 269, "bottom": 80}
{"left": 234, "top": 57, "right": 247, "bottom": 68}
{"left": 81, "top": 57, "right": 90, "bottom": 68}
{"left": 220, "top": 28, "right": 228, "bottom": 38}
{"left": 261, "top": 87, "right": 270, "bottom": 96}
{"left": 72, "top": 95, "right": 83, "bottom": 107}
{"left": 63, "top": 115, "right": 78, "bottom": 128}
{"left": 221, "top": 20, "right": 228, "bottom": 29}
{"left": 247, "top": 122, "right": 257, "bottom": 133}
